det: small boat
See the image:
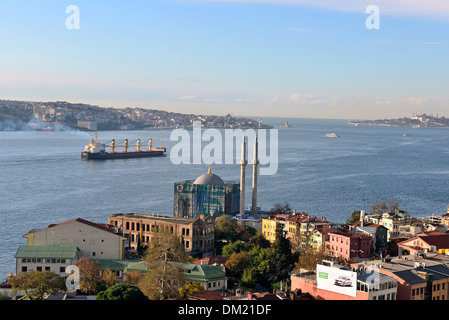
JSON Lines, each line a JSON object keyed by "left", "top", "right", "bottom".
{"left": 325, "top": 133, "right": 339, "bottom": 138}
{"left": 282, "top": 121, "right": 292, "bottom": 128}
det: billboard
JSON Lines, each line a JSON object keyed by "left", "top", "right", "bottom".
{"left": 316, "top": 264, "right": 357, "bottom": 297}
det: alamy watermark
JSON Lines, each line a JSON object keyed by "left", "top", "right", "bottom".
{"left": 66, "top": 5, "right": 80, "bottom": 30}
{"left": 365, "top": 5, "right": 380, "bottom": 30}
{"left": 169, "top": 121, "right": 279, "bottom": 176}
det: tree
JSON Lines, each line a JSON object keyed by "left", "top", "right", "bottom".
{"left": 295, "top": 247, "right": 331, "bottom": 273}
{"left": 249, "top": 232, "right": 271, "bottom": 249}
{"left": 178, "top": 282, "right": 204, "bottom": 299}
{"left": 267, "top": 224, "right": 294, "bottom": 284}
{"left": 222, "top": 240, "right": 251, "bottom": 258}
{"left": 268, "top": 202, "right": 293, "bottom": 215}
{"left": 9, "top": 270, "right": 65, "bottom": 300}
{"left": 139, "top": 229, "right": 186, "bottom": 300}
{"left": 101, "top": 268, "right": 117, "bottom": 288}
{"left": 96, "top": 284, "right": 148, "bottom": 300}
{"left": 241, "top": 268, "right": 256, "bottom": 288}
{"left": 215, "top": 215, "right": 238, "bottom": 241}
{"left": 75, "top": 257, "right": 101, "bottom": 294}
{"left": 370, "top": 201, "right": 389, "bottom": 215}
{"left": 124, "top": 270, "right": 143, "bottom": 286}
{"left": 225, "top": 251, "right": 252, "bottom": 279}
{"left": 346, "top": 210, "right": 361, "bottom": 225}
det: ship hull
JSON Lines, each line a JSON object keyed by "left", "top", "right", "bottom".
{"left": 81, "top": 149, "right": 166, "bottom": 160}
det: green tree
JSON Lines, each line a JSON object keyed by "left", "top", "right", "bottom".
{"left": 346, "top": 210, "right": 361, "bottom": 224}
{"left": 139, "top": 229, "right": 186, "bottom": 300}
{"left": 249, "top": 232, "right": 271, "bottom": 248}
{"left": 178, "top": 282, "right": 204, "bottom": 299}
{"left": 9, "top": 270, "right": 65, "bottom": 300}
{"left": 268, "top": 224, "right": 294, "bottom": 284}
{"left": 222, "top": 240, "right": 251, "bottom": 258}
{"left": 241, "top": 268, "right": 256, "bottom": 287}
{"left": 268, "top": 202, "right": 293, "bottom": 215}
{"left": 225, "top": 251, "right": 252, "bottom": 279}
{"left": 96, "top": 284, "right": 148, "bottom": 300}
{"left": 215, "top": 215, "right": 238, "bottom": 241}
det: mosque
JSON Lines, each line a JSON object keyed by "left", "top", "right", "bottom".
{"left": 173, "top": 131, "right": 260, "bottom": 219}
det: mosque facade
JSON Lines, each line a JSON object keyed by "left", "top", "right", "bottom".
{"left": 173, "top": 167, "right": 240, "bottom": 219}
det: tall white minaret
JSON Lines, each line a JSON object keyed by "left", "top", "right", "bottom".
{"left": 252, "top": 130, "right": 259, "bottom": 214}
{"left": 239, "top": 132, "right": 247, "bottom": 216}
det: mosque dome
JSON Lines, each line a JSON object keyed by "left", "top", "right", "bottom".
{"left": 193, "top": 166, "right": 225, "bottom": 186}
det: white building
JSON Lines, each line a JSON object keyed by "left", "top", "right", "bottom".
{"left": 15, "top": 244, "right": 79, "bottom": 276}
{"left": 23, "top": 218, "right": 127, "bottom": 260}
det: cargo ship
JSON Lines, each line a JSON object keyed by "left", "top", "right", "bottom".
{"left": 81, "top": 133, "right": 166, "bottom": 160}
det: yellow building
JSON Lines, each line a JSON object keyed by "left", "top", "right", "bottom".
{"left": 262, "top": 214, "right": 290, "bottom": 243}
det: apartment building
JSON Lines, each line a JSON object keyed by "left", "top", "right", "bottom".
{"left": 326, "top": 232, "right": 372, "bottom": 260}
{"left": 290, "top": 263, "right": 398, "bottom": 300}
{"left": 108, "top": 213, "right": 215, "bottom": 257}
{"left": 262, "top": 214, "right": 290, "bottom": 243}
{"left": 355, "top": 254, "right": 449, "bottom": 300}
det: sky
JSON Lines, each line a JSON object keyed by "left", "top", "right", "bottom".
{"left": 0, "top": 0, "right": 448, "bottom": 119}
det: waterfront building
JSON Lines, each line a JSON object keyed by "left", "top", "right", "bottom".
{"left": 22, "top": 218, "right": 126, "bottom": 260}
{"left": 108, "top": 212, "right": 215, "bottom": 257}
{"left": 173, "top": 167, "right": 240, "bottom": 219}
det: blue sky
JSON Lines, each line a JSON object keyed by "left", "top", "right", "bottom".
{"left": 0, "top": 0, "right": 448, "bottom": 119}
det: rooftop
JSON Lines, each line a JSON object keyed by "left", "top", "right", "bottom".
{"left": 109, "top": 213, "right": 200, "bottom": 225}
{"left": 15, "top": 244, "right": 79, "bottom": 259}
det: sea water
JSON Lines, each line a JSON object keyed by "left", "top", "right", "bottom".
{"left": 1, "top": 117, "right": 448, "bottom": 280}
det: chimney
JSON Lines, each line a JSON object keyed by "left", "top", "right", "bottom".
{"left": 360, "top": 210, "right": 365, "bottom": 227}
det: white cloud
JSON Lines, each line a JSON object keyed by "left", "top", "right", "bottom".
{"left": 178, "top": 95, "right": 199, "bottom": 100}
{"left": 421, "top": 41, "right": 444, "bottom": 45}
{"left": 195, "top": 0, "right": 449, "bottom": 18}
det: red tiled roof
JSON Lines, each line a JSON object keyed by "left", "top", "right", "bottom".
{"left": 329, "top": 231, "right": 371, "bottom": 240}
{"left": 192, "top": 256, "right": 228, "bottom": 266}
{"left": 189, "top": 290, "right": 224, "bottom": 300}
{"left": 399, "top": 234, "right": 449, "bottom": 249}
{"left": 47, "top": 218, "right": 116, "bottom": 234}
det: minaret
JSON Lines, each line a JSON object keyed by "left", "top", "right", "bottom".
{"left": 252, "top": 130, "right": 259, "bottom": 214}
{"left": 239, "top": 132, "right": 247, "bottom": 216}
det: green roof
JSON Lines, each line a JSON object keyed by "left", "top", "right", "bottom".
{"left": 94, "top": 259, "right": 147, "bottom": 273}
{"left": 181, "top": 263, "right": 227, "bottom": 282}
{"left": 93, "top": 260, "right": 227, "bottom": 282}
{"left": 15, "top": 244, "right": 79, "bottom": 259}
